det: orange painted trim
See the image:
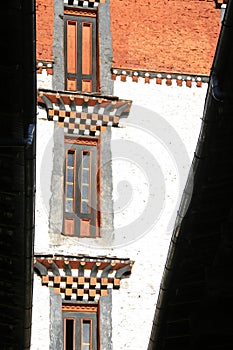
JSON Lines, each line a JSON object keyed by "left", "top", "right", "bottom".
{"left": 62, "top": 304, "right": 98, "bottom": 313}
{"left": 65, "top": 136, "right": 98, "bottom": 146}
{"left": 64, "top": 7, "right": 97, "bottom": 18}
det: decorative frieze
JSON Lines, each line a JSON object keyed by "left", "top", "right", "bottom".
{"left": 111, "top": 68, "right": 209, "bottom": 88}
{"left": 34, "top": 255, "right": 134, "bottom": 301}
{"left": 38, "top": 89, "right": 132, "bottom": 135}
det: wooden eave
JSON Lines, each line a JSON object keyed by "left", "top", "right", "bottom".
{"left": 34, "top": 254, "right": 134, "bottom": 300}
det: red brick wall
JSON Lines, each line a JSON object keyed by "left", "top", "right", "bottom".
{"left": 36, "top": 0, "right": 54, "bottom": 62}
{"left": 110, "top": 0, "right": 221, "bottom": 75}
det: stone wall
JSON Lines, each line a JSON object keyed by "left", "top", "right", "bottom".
{"left": 99, "top": 0, "right": 114, "bottom": 95}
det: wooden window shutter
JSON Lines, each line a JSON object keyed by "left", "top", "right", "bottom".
{"left": 64, "top": 11, "right": 98, "bottom": 93}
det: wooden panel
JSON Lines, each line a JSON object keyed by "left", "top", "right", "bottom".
{"left": 82, "top": 79, "right": 92, "bottom": 92}
{"left": 82, "top": 22, "right": 92, "bottom": 75}
{"left": 64, "top": 218, "right": 75, "bottom": 235}
{"left": 67, "top": 20, "right": 77, "bottom": 74}
{"left": 80, "top": 219, "right": 90, "bottom": 237}
{"left": 67, "top": 78, "right": 77, "bottom": 91}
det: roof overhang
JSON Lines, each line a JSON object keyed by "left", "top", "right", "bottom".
{"left": 34, "top": 254, "right": 134, "bottom": 301}
{"left": 38, "top": 89, "right": 132, "bottom": 136}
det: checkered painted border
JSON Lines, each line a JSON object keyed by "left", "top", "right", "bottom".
{"left": 64, "top": 0, "right": 105, "bottom": 9}
{"left": 38, "top": 90, "right": 132, "bottom": 136}
{"left": 34, "top": 256, "right": 134, "bottom": 301}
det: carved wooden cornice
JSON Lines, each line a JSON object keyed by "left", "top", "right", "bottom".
{"left": 34, "top": 255, "right": 134, "bottom": 301}
{"left": 38, "top": 89, "right": 132, "bottom": 136}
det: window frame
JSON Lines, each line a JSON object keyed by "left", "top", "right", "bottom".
{"left": 62, "top": 303, "right": 99, "bottom": 350}
{"left": 64, "top": 7, "right": 99, "bottom": 92}
{"left": 63, "top": 136, "right": 101, "bottom": 237}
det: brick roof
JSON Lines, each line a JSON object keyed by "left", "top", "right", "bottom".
{"left": 110, "top": 0, "right": 221, "bottom": 75}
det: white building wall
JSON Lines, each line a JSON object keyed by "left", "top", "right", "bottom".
{"left": 110, "top": 77, "right": 206, "bottom": 350}
{"left": 32, "top": 75, "right": 207, "bottom": 349}
{"left": 34, "top": 108, "right": 54, "bottom": 252}
{"left": 31, "top": 107, "right": 54, "bottom": 349}
{"left": 31, "top": 274, "right": 50, "bottom": 350}
{"left": 37, "top": 70, "right": 53, "bottom": 90}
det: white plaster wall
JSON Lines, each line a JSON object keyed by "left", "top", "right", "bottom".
{"left": 37, "top": 71, "right": 53, "bottom": 90}
{"left": 110, "top": 77, "right": 207, "bottom": 350}
{"left": 34, "top": 107, "right": 54, "bottom": 252}
{"left": 31, "top": 274, "right": 50, "bottom": 350}
{"left": 31, "top": 108, "right": 54, "bottom": 348}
